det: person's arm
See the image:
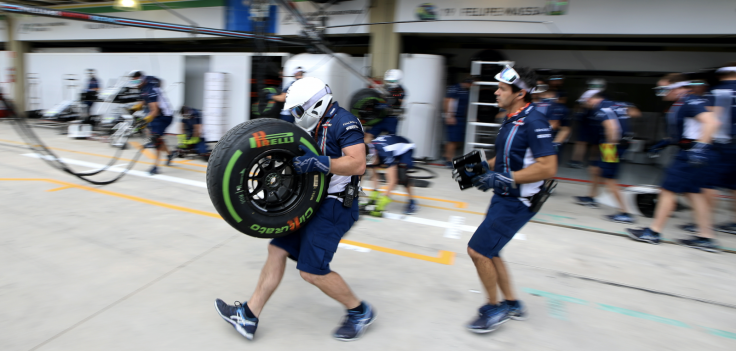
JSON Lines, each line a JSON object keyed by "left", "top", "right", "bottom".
{"left": 512, "top": 155, "right": 557, "bottom": 184}
{"left": 145, "top": 101, "right": 159, "bottom": 122}
{"left": 695, "top": 112, "right": 720, "bottom": 144}
{"left": 329, "top": 143, "right": 366, "bottom": 176}
{"left": 487, "top": 157, "right": 496, "bottom": 171}
{"left": 272, "top": 93, "right": 286, "bottom": 102}
{"left": 602, "top": 118, "right": 620, "bottom": 144}
{"left": 444, "top": 97, "right": 457, "bottom": 125}
{"left": 553, "top": 126, "right": 571, "bottom": 143}
{"left": 193, "top": 124, "right": 201, "bottom": 138}
{"left": 549, "top": 120, "right": 560, "bottom": 130}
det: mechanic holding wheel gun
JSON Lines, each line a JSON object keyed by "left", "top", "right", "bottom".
{"left": 215, "top": 77, "right": 376, "bottom": 342}
{"left": 452, "top": 66, "right": 557, "bottom": 334}
{"left": 365, "top": 134, "right": 418, "bottom": 216}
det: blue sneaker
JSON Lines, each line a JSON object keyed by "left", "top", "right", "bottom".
{"left": 574, "top": 196, "right": 599, "bottom": 208}
{"left": 149, "top": 166, "right": 158, "bottom": 175}
{"left": 333, "top": 302, "right": 376, "bottom": 341}
{"left": 626, "top": 228, "right": 661, "bottom": 245}
{"left": 404, "top": 200, "right": 418, "bottom": 215}
{"left": 214, "top": 299, "right": 258, "bottom": 340}
{"left": 677, "top": 236, "right": 720, "bottom": 253}
{"left": 503, "top": 300, "right": 528, "bottom": 321}
{"left": 715, "top": 222, "right": 736, "bottom": 235}
{"left": 166, "top": 152, "right": 176, "bottom": 166}
{"left": 606, "top": 212, "right": 635, "bottom": 224}
{"left": 679, "top": 223, "right": 698, "bottom": 233}
{"left": 466, "top": 303, "right": 509, "bottom": 334}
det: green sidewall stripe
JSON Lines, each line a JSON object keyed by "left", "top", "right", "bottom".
{"left": 223, "top": 149, "right": 243, "bottom": 223}
{"left": 299, "top": 137, "right": 324, "bottom": 203}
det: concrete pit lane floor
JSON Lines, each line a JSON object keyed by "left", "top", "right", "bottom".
{"left": 1, "top": 122, "right": 735, "bottom": 351}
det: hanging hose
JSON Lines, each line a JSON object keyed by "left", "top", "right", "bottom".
{"left": 3, "top": 94, "right": 145, "bottom": 185}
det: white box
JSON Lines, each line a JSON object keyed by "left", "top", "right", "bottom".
{"left": 206, "top": 81, "right": 227, "bottom": 91}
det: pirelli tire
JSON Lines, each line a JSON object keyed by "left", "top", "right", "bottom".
{"left": 207, "top": 118, "right": 328, "bottom": 238}
{"left": 349, "top": 88, "right": 387, "bottom": 127}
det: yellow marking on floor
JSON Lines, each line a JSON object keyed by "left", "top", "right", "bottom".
{"left": 46, "top": 185, "right": 74, "bottom": 192}
{"left": 176, "top": 160, "right": 208, "bottom": 168}
{"left": 0, "top": 178, "right": 454, "bottom": 265}
{"left": 129, "top": 141, "right": 158, "bottom": 161}
{"left": 392, "top": 199, "right": 486, "bottom": 216}
{"left": 363, "top": 186, "right": 468, "bottom": 208}
{"left": 340, "top": 239, "right": 455, "bottom": 265}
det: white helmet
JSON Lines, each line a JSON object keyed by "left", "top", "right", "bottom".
{"left": 384, "top": 69, "right": 402, "bottom": 87}
{"left": 284, "top": 77, "right": 333, "bottom": 132}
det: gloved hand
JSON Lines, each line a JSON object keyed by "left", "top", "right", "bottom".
{"left": 266, "top": 93, "right": 275, "bottom": 101}
{"left": 292, "top": 145, "right": 330, "bottom": 175}
{"left": 452, "top": 159, "right": 490, "bottom": 183}
{"left": 552, "top": 142, "right": 561, "bottom": 153}
{"left": 647, "top": 138, "right": 671, "bottom": 158}
{"left": 471, "top": 171, "right": 515, "bottom": 193}
{"left": 143, "top": 114, "right": 155, "bottom": 124}
{"left": 687, "top": 142, "right": 712, "bottom": 167}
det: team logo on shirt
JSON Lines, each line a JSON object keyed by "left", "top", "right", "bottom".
{"left": 249, "top": 131, "right": 294, "bottom": 148}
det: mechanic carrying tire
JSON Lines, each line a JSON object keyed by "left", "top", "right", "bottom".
{"left": 212, "top": 77, "right": 376, "bottom": 343}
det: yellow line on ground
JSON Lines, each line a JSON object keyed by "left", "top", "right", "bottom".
{"left": 364, "top": 186, "right": 468, "bottom": 208}
{"left": 392, "top": 199, "right": 486, "bottom": 216}
{"left": 129, "top": 141, "right": 158, "bottom": 161}
{"left": 46, "top": 185, "right": 74, "bottom": 192}
{"left": 340, "top": 239, "right": 455, "bottom": 265}
{"left": 0, "top": 178, "right": 453, "bottom": 265}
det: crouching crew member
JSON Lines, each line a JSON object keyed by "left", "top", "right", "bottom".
{"left": 366, "top": 135, "right": 418, "bottom": 215}
{"left": 364, "top": 69, "right": 405, "bottom": 142}
{"left": 215, "top": 77, "right": 376, "bottom": 342}
{"left": 626, "top": 73, "right": 720, "bottom": 252}
{"left": 177, "top": 106, "right": 209, "bottom": 158}
{"left": 454, "top": 66, "right": 557, "bottom": 334}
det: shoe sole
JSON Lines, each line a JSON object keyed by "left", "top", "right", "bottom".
{"left": 467, "top": 317, "right": 510, "bottom": 334}
{"left": 625, "top": 230, "right": 659, "bottom": 245}
{"left": 715, "top": 228, "right": 736, "bottom": 235}
{"left": 509, "top": 313, "right": 528, "bottom": 321}
{"left": 214, "top": 301, "right": 254, "bottom": 340}
{"left": 334, "top": 314, "right": 377, "bottom": 342}
{"left": 606, "top": 216, "right": 635, "bottom": 224}
{"left": 575, "top": 202, "right": 599, "bottom": 208}
{"left": 678, "top": 243, "right": 720, "bottom": 253}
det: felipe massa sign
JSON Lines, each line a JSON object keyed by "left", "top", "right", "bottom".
{"left": 413, "top": 1, "right": 569, "bottom": 21}
{"left": 396, "top": 0, "right": 736, "bottom": 35}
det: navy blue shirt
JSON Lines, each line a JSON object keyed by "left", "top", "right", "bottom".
{"left": 87, "top": 77, "right": 99, "bottom": 92}
{"left": 590, "top": 100, "right": 631, "bottom": 144}
{"left": 536, "top": 98, "right": 571, "bottom": 132}
{"left": 494, "top": 103, "right": 556, "bottom": 200}
{"left": 372, "top": 135, "right": 414, "bottom": 166}
{"left": 313, "top": 101, "right": 365, "bottom": 193}
{"left": 182, "top": 108, "right": 202, "bottom": 138}
{"left": 140, "top": 76, "right": 173, "bottom": 117}
{"left": 708, "top": 80, "right": 736, "bottom": 140}
{"left": 447, "top": 84, "right": 470, "bottom": 118}
{"left": 667, "top": 94, "right": 708, "bottom": 141}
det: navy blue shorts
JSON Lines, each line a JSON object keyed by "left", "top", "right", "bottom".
{"left": 148, "top": 115, "right": 172, "bottom": 136}
{"left": 396, "top": 149, "right": 414, "bottom": 169}
{"left": 270, "top": 198, "right": 359, "bottom": 275}
{"left": 597, "top": 146, "right": 626, "bottom": 179}
{"left": 368, "top": 116, "right": 398, "bottom": 136}
{"left": 704, "top": 143, "right": 736, "bottom": 190}
{"left": 446, "top": 117, "right": 466, "bottom": 143}
{"left": 661, "top": 150, "right": 707, "bottom": 194}
{"left": 280, "top": 112, "right": 295, "bottom": 124}
{"left": 468, "top": 195, "right": 534, "bottom": 259}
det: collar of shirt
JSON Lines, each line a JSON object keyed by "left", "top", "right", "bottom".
{"left": 504, "top": 103, "right": 532, "bottom": 125}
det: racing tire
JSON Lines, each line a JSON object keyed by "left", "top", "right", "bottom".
{"left": 207, "top": 118, "right": 328, "bottom": 238}
{"left": 349, "top": 88, "right": 386, "bottom": 127}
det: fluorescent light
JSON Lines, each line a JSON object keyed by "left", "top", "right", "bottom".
{"left": 114, "top": 0, "right": 142, "bottom": 11}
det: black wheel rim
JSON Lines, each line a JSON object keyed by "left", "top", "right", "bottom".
{"left": 244, "top": 149, "right": 304, "bottom": 216}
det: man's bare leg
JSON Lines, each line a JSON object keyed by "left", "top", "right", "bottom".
{"left": 686, "top": 192, "right": 714, "bottom": 239}
{"left": 650, "top": 190, "right": 677, "bottom": 233}
{"left": 247, "top": 244, "right": 289, "bottom": 317}
{"left": 589, "top": 166, "right": 601, "bottom": 198}
{"left": 468, "top": 247, "right": 499, "bottom": 305}
{"left": 445, "top": 142, "right": 457, "bottom": 164}
{"left": 605, "top": 178, "right": 628, "bottom": 213}
{"left": 492, "top": 257, "right": 515, "bottom": 301}
{"left": 572, "top": 141, "right": 587, "bottom": 163}
{"left": 300, "top": 271, "right": 361, "bottom": 309}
